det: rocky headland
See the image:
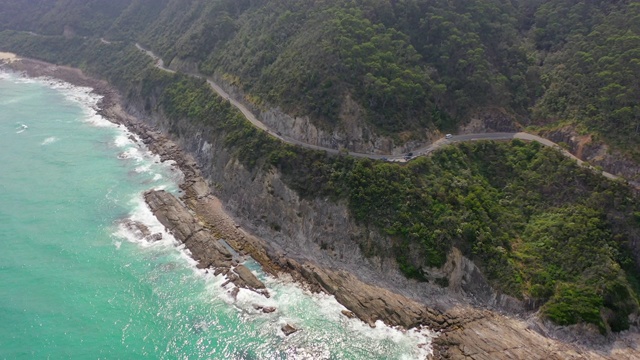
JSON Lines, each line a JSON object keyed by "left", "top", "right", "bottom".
{"left": 3, "top": 56, "right": 640, "bottom": 359}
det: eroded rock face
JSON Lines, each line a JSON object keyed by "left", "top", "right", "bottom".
{"left": 424, "top": 248, "right": 524, "bottom": 313}
{"left": 209, "top": 73, "right": 426, "bottom": 154}
{"left": 458, "top": 108, "right": 522, "bottom": 134}
{"left": 541, "top": 126, "right": 640, "bottom": 183}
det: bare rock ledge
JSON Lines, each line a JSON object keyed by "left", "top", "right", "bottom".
{"left": 144, "top": 189, "right": 268, "bottom": 296}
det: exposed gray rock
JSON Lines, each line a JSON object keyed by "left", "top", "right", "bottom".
{"left": 341, "top": 310, "right": 356, "bottom": 319}
{"left": 210, "top": 73, "right": 428, "bottom": 154}
{"left": 122, "top": 220, "right": 151, "bottom": 239}
{"left": 144, "top": 189, "right": 267, "bottom": 296}
{"left": 254, "top": 305, "right": 276, "bottom": 313}
{"left": 458, "top": 108, "right": 522, "bottom": 134}
{"left": 233, "top": 265, "right": 266, "bottom": 291}
{"left": 147, "top": 233, "right": 163, "bottom": 242}
{"left": 281, "top": 323, "right": 298, "bottom": 336}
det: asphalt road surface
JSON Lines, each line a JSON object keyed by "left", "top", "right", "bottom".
{"left": 134, "top": 44, "right": 634, "bottom": 187}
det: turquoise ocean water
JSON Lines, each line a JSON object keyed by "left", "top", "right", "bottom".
{"left": 0, "top": 69, "right": 434, "bottom": 359}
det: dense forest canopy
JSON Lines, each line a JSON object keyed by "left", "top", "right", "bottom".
{"left": 0, "top": 0, "right": 638, "bottom": 152}
{"left": 1, "top": 0, "right": 640, "bottom": 333}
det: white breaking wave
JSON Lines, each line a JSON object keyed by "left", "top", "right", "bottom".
{"left": 261, "top": 273, "right": 436, "bottom": 359}
{"left": 41, "top": 136, "right": 58, "bottom": 145}
{"left": 8, "top": 75, "right": 36, "bottom": 84}
{"left": 113, "top": 193, "right": 175, "bottom": 248}
{"left": 113, "top": 130, "right": 180, "bottom": 182}
{"left": 114, "top": 133, "right": 135, "bottom": 148}
{"left": 135, "top": 164, "right": 152, "bottom": 173}
{"left": 36, "top": 76, "right": 116, "bottom": 128}
{"left": 117, "top": 147, "right": 143, "bottom": 161}
{"left": 113, "top": 193, "right": 436, "bottom": 358}
{"left": 17, "top": 66, "right": 435, "bottom": 358}
{"left": 2, "top": 71, "right": 115, "bottom": 128}
{"left": 4, "top": 68, "right": 184, "bottom": 189}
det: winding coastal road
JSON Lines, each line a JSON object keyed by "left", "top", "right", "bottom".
{"left": 133, "top": 44, "right": 632, "bottom": 185}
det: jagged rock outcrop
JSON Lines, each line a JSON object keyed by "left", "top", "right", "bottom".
{"left": 540, "top": 126, "right": 640, "bottom": 182}
{"left": 208, "top": 72, "right": 428, "bottom": 154}
{"left": 458, "top": 108, "right": 523, "bottom": 134}
{"left": 424, "top": 248, "right": 524, "bottom": 313}
{"left": 144, "top": 189, "right": 268, "bottom": 295}
{"left": 281, "top": 323, "right": 298, "bottom": 336}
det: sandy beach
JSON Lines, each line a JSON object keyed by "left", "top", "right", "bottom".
{"left": 0, "top": 52, "right": 18, "bottom": 63}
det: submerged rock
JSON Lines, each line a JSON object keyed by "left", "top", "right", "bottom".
{"left": 122, "top": 220, "right": 151, "bottom": 239}
{"left": 229, "top": 287, "right": 239, "bottom": 300}
{"left": 147, "top": 233, "right": 163, "bottom": 242}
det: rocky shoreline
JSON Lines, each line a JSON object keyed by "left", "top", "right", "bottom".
{"left": 3, "top": 56, "right": 640, "bottom": 359}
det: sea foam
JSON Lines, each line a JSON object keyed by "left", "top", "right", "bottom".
{"left": 41, "top": 136, "right": 58, "bottom": 145}
{"left": 113, "top": 192, "right": 436, "bottom": 358}
{"left": 7, "top": 67, "right": 436, "bottom": 358}
{"left": 15, "top": 123, "right": 28, "bottom": 133}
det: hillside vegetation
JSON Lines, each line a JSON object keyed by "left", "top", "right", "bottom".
{"left": 0, "top": 0, "right": 638, "bottom": 156}
{"left": 2, "top": 0, "right": 640, "bottom": 333}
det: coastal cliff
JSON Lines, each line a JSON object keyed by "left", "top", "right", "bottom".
{"left": 4, "top": 55, "right": 640, "bottom": 359}
{"left": 120, "top": 89, "right": 640, "bottom": 359}
{"left": 111, "top": 68, "right": 640, "bottom": 358}
{"left": 168, "top": 56, "right": 426, "bottom": 155}
{"left": 1, "top": 0, "right": 640, "bottom": 356}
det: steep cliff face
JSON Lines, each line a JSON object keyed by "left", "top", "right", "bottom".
{"left": 540, "top": 126, "right": 640, "bottom": 183}
{"left": 206, "top": 70, "right": 430, "bottom": 155}
{"left": 125, "top": 102, "right": 640, "bottom": 358}
{"left": 121, "top": 89, "right": 518, "bottom": 314}
{"left": 457, "top": 108, "right": 523, "bottom": 134}
{"left": 167, "top": 55, "right": 428, "bottom": 154}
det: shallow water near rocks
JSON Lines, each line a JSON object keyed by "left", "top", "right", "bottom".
{"left": 0, "top": 69, "right": 435, "bottom": 359}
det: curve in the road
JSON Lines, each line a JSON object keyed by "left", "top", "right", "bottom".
{"left": 133, "top": 44, "right": 634, "bottom": 187}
